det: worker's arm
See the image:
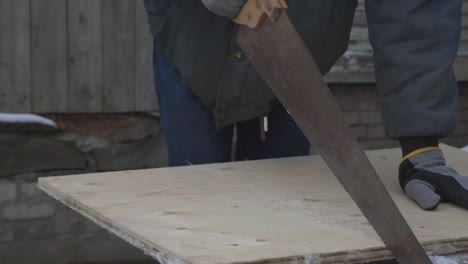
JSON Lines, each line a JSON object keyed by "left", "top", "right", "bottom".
{"left": 366, "top": 0, "right": 467, "bottom": 210}
{"left": 201, "top": 0, "right": 245, "bottom": 19}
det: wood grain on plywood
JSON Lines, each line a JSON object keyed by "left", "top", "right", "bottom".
{"left": 39, "top": 146, "right": 468, "bottom": 264}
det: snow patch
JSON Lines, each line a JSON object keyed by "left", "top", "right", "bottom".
{"left": 303, "top": 255, "right": 322, "bottom": 264}
{"left": 0, "top": 113, "right": 57, "bottom": 127}
{"left": 462, "top": 145, "right": 468, "bottom": 152}
{"left": 430, "top": 255, "right": 468, "bottom": 264}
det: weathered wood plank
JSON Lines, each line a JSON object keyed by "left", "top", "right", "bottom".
{"left": 31, "top": 0, "right": 68, "bottom": 112}
{"left": 39, "top": 146, "right": 468, "bottom": 264}
{"left": 101, "top": 0, "right": 136, "bottom": 112}
{"left": 134, "top": 0, "right": 158, "bottom": 112}
{"left": 0, "top": 0, "right": 32, "bottom": 112}
{"left": 67, "top": 0, "right": 103, "bottom": 112}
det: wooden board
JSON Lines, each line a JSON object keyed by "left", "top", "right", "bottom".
{"left": 67, "top": 0, "right": 103, "bottom": 112}
{"left": 31, "top": 0, "right": 68, "bottom": 112}
{"left": 134, "top": 0, "right": 159, "bottom": 111}
{"left": 0, "top": 0, "right": 158, "bottom": 114}
{"left": 0, "top": 0, "right": 31, "bottom": 112}
{"left": 38, "top": 145, "right": 468, "bottom": 264}
{"left": 101, "top": 0, "right": 136, "bottom": 112}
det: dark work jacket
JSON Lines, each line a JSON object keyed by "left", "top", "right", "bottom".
{"left": 144, "top": 0, "right": 358, "bottom": 128}
{"left": 144, "top": 0, "right": 462, "bottom": 138}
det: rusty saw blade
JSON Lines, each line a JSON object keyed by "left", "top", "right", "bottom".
{"left": 234, "top": 1, "right": 431, "bottom": 263}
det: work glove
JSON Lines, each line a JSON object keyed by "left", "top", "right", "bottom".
{"left": 201, "top": 0, "right": 246, "bottom": 19}
{"left": 399, "top": 147, "right": 468, "bottom": 210}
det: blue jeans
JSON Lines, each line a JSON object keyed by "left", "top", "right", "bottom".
{"left": 153, "top": 44, "right": 310, "bottom": 166}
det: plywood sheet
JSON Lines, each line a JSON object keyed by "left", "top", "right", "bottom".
{"left": 39, "top": 146, "right": 468, "bottom": 264}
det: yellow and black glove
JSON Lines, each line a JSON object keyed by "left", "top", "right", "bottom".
{"left": 399, "top": 147, "right": 468, "bottom": 210}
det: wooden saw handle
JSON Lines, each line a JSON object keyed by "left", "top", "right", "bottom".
{"left": 233, "top": 0, "right": 288, "bottom": 29}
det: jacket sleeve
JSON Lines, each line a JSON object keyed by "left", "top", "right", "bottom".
{"left": 366, "top": 0, "right": 462, "bottom": 139}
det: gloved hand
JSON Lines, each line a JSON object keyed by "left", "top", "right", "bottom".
{"left": 399, "top": 147, "right": 468, "bottom": 210}
{"left": 201, "top": 0, "right": 246, "bottom": 19}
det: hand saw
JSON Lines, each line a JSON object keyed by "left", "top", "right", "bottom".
{"left": 234, "top": 1, "right": 431, "bottom": 263}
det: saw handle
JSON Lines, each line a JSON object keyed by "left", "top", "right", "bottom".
{"left": 233, "top": 0, "right": 288, "bottom": 29}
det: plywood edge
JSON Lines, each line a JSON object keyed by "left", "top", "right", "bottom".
{"left": 39, "top": 175, "right": 468, "bottom": 264}
{"left": 37, "top": 178, "right": 189, "bottom": 264}
{"left": 37, "top": 146, "right": 468, "bottom": 264}
{"left": 232, "top": 247, "right": 394, "bottom": 264}
{"left": 232, "top": 239, "right": 468, "bottom": 264}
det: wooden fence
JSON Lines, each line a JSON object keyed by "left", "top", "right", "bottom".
{"left": 0, "top": 0, "right": 155, "bottom": 113}
{"left": 0, "top": 0, "right": 467, "bottom": 114}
